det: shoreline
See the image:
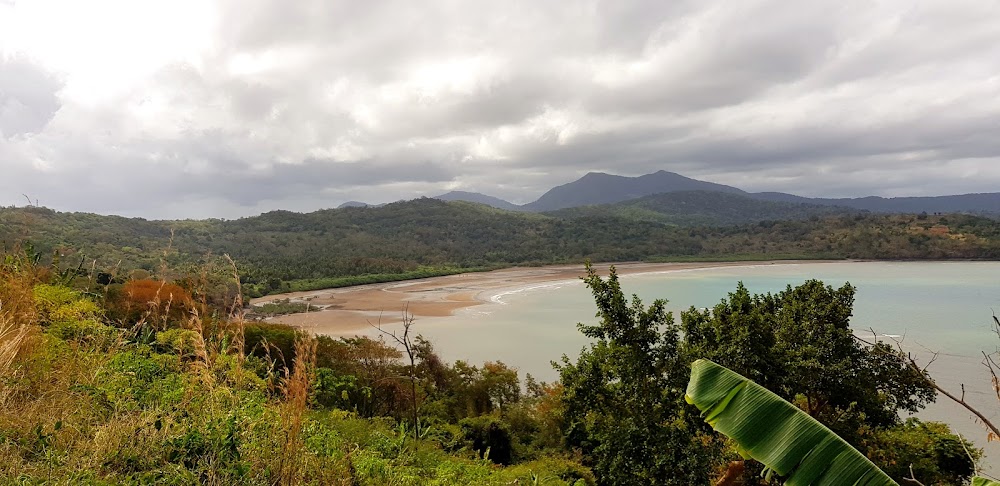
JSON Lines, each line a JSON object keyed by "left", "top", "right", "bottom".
{"left": 253, "top": 259, "right": 1000, "bottom": 472}
{"left": 251, "top": 260, "right": 842, "bottom": 336}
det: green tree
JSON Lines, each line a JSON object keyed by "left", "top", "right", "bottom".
{"left": 556, "top": 264, "right": 723, "bottom": 484}
{"left": 865, "top": 418, "right": 979, "bottom": 485}
{"left": 681, "top": 280, "right": 935, "bottom": 445}
{"left": 481, "top": 361, "right": 520, "bottom": 415}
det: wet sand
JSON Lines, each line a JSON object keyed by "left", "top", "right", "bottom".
{"left": 251, "top": 260, "right": 837, "bottom": 336}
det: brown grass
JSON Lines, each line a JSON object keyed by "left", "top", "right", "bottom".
{"left": 0, "top": 253, "right": 39, "bottom": 403}
{"left": 276, "top": 331, "right": 318, "bottom": 485}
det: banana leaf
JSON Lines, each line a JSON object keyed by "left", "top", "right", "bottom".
{"left": 972, "top": 478, "right": 1000, "bottom": 486}
{"left": 685, "top": 359, "right": 897, "bottom": 485}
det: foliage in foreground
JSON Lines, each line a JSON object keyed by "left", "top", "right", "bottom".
{"left": 686, "top": 358, "right": 897, "bottom": 485}
{"left": 556, "top": 264, "right": 726, "bottom": 484}
{"left": 557, "top": 264, "right": 981, "bottom": 485}
{"left": 687, "top": 359, "right": 994, "bottom": 486}
{"left": 0, "top": 253, "right": 592, "bottom": 485}
{"left": 1, "top": 246, "right": 988, "bottom": 485}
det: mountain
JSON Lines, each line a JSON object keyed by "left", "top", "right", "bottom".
{"left": 432, "top": 191, "right": 523, "bottom": 211}
{"left": 337, "top": 201, "right": 369, "bottom": 208}
{"left": 752, "top": 192, "right": 1000, "bottom": 215}
{"left": 521, "top": 170, "right": 1000, "bottom": 216}
{"left": 343, "top": 172, "right": 1000, "bottom": 216}
{"left": 545, "top": 191, "right": 858, "bottom": 226}
{"left": 523, "top": 170, "right": 746, "bottom": 211}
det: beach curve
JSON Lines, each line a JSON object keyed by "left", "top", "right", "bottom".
{"left": 251, "top": 260, "right": 842, "bottom": 336}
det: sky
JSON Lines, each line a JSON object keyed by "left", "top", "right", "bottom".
{"left": 2, "top": 0, "right": 999, "bottom": 219}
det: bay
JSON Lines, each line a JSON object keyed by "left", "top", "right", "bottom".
{"left": 408, "top": 261, "right": 1000, "bottom": 472}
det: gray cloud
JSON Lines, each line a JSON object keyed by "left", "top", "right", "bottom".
{"left": 2, "top": 0, "right": 1000, "bottom": 218}
{"left": 0, "top": 57, "right": 63, "bottom": 137}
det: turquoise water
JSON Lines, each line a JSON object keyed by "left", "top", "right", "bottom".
{"left": 409, "top": 261, "right": 1000, "bottom": 470}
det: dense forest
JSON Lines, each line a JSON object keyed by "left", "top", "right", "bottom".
{"left": 0, "top": 250, "right": 985, "bottom": 484}
{"left": 3, "top": 194, "right": 1000, "bottom": 297}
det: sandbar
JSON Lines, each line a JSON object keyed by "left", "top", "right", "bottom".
{"left": 250, "top": 260, "right": 839, "bottom": 336}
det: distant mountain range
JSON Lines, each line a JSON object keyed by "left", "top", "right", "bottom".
{"left": 337, "top": 201, "right": 371, "bottom": 209}
{"left": 432, "top": 191, "right": 524, "bottom": 212}
{"left": 750, "top": 192, "right": 1000, "bottom": 215}
{"left": 523, "top": 170, "right": 746, "bottom": 211}
{"left": 546, "top": 190, "right": 855, "bottom": 227}
{"left": 348, "top": 170, "right": 1000, "bottom": 216}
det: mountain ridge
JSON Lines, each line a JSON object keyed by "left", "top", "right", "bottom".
{"left": 544, "top": 190, "right": 859, "bottom": 226}
{"left": 522, "top": 170, "right": 747, "bottom": 211}
{"left": 418, "top": 171, "right": 1000, "bottom": 216}
{"left": 432, "top": 191, "right": 524, "bottom": 211}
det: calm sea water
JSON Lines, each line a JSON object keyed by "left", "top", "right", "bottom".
{"left": 405, "top": 262, "right": 1000, "bottom": 470}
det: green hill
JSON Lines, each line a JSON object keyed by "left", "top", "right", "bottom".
{"left": 3, "top": 198, "right": 1000, "bottom": 297}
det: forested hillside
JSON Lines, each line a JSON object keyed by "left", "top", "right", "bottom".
{"left": 544, "top": 190, "right": 854, "bottom": 226}
{"left": 752, "top": 191, "right": 1000, "bottom": 215}
{"left": 3, "top": 198, "right": 1000, "bottom": 297}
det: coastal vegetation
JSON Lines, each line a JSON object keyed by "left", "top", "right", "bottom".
{"left": 0, "top": 250, "right": 594, "bottom": 484}
{"left": 0, "top": 246, "right": 987, "bottom": 484}
{"left": 556, "top": 264, "right": 980, "bottom": 484}
{"left": 2, "top": 193, "right": 998, "bottom": 483}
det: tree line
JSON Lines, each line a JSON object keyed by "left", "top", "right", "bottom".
{"left": 3, "top": 199, "right": 1000, "bottom": 298}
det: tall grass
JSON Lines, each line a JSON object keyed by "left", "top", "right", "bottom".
{"left": 277, "top": 331, "right": 318, "bottom": 484}
{"left": 0, "top": 248, "right": 592, "bottom": 485}
{"left": 0, "top": 251, "right": 38, "bottom": 402}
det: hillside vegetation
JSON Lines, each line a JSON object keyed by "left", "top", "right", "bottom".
{"left": 0, "top": 252, "right": 595, "bottom": 485}
{"left": 0, "top": 252, "right": 981, "bottom": 484}
{"left": 3, "top": 197, "right": 1000, "bottom": 297}
{"left": 544, "top": 190, "right": 854, "bottom": 226}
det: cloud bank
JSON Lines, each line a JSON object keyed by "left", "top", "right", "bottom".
{"left": 2, "top": 0, "right": 999, "bottom": 218}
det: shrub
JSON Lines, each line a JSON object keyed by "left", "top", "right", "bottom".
{"left": 33, "top": 284, "right": 101, "bottom": 325}
{"left": 458, "top": 415, "right": 514, "bottom": 465}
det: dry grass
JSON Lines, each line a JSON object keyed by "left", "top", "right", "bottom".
{"left": 0, "top": 253, "right": 39, "bottom": 404}
{"left": 225, "top": 254, "right": 247, "bottom": 380}
{"left": 0, "top": 249, "right": 585, "bottom": 485}
{"left": 276, "top": 331, "right": 318, "bottom": 485}
{"left": 0, "top": 309, "right": 31, "bottom": 377}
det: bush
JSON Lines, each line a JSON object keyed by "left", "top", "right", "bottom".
{"left": 33, "top": 284, "right": 101, "bottom": 325}
{"left": 155, "top": 328, "right": 202, "bottom": 357}
{"left": 458, "top": 415, "right": 514, "bottom": 465}
{"left": 866, "top": 418, "right": 980, "bottom": 484}
{"left": 49, "top": 317, "right": 119, "bottom": 348}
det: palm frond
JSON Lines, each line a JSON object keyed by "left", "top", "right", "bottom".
{"left": 685, "top": 359, "right": 897, "bottom": 485}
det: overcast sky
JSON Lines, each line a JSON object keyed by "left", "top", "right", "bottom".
{"left": 2, "top": 0, "right": 999, "bottom": 219}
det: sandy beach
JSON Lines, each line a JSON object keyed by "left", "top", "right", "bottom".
{"left": 250, "top": 260, "right": 836, "bottom": 336}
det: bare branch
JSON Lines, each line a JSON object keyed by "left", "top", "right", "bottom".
{"left": 895, "top": 341, "right": 1000, "bottom": 440}
{"left": 957, "top": 434, "right": 981, "bottom": 477}
{"left": 983, "top": 350, "right": 1000, "bottom": 403}
{"left": 900, "top": 464, "right": 926, "bottom": 486}
{"left": 367, "top": 304, "right": 421, "bottom": 440}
